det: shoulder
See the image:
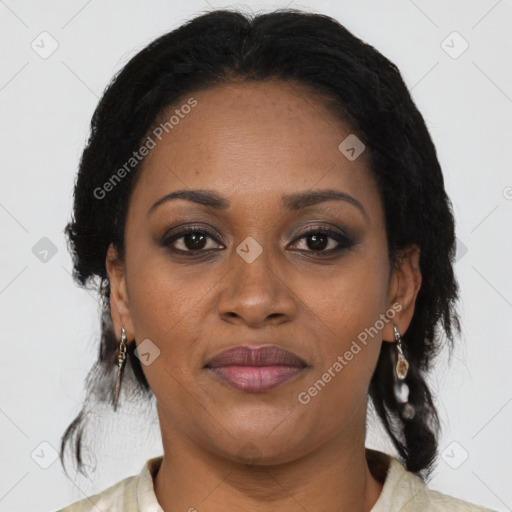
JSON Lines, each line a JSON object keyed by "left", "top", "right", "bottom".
{"left": 55, "top": 474, "right": 138, "bottom": 511}
{"left": 54, "top": 456, "right": 164, "bottom": 512}
{"left": 55, "top": 474, "right": 137, "bottom": 511}
{"left": 369, "top": 450, "right": 497, "bottom": 512}
{"left": 395, "top": 469, "right": 496, "bottom": 511}
{"left": 413, "top": 486, "right": 497, "bottom": 511}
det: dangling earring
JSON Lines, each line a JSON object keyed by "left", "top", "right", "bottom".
{"left": 394, "top": 324, "right": 409, "bottom": 380}
{"left": 113, "top": 326, "right": 127, "bottom": 412}
{"left": 392, "top": 324, "right": 415, "bottom": 420}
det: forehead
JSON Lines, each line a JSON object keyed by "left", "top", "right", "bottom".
{"left": 131, "top": 80, "right": 381, "bottom": 218}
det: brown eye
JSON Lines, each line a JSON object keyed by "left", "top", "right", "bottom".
{"left": 289, "top": 228, "right": 355, "bottom": 255}
{"left": 304, "top": 232, "right": 330, "bottom": 251}
{"left": 160, "top": 225, "right": 355, "bottom": 258}
{"left": 162, "top": 227, "right": 224, "bottom": 254}
{"left": 177, "top": 231, "right": 209, "bottom": 251}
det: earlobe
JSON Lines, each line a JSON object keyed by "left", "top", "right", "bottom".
{"left": 106, "top": 244, "right": 134, "bottom": 340}
{"left": 382, "top": 244, "right": 422, "bottom": 343}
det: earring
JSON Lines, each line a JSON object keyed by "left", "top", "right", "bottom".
{"left": 393, "top": 324, "right": 409, "bottom": 380}
{"left": 393, "top": 324, "right": 415, "bottom": 420}
{"left": 113, "top": 326, "right": 127, "bottom": 412}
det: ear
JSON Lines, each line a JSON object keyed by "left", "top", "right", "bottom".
{"left": 106, "top": 243, "right": 134, "bottom": 341}
{"left": 382, "top": 244, "right": 422, "bottom": 343}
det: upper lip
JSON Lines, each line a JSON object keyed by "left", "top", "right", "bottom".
{"left": 205, "top": 344, "right": 307, "bottom": 368}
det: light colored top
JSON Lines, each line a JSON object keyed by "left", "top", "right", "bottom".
{"left": 55, "top": 449, "right": 497, "bottom": 511}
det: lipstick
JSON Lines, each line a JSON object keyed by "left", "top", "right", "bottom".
{"left": 204, "top": 345, "right": 307, "bottom": 393}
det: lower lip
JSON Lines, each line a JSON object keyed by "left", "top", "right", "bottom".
{"left": 206, "top": 365, "right": 306, "bottom": 392}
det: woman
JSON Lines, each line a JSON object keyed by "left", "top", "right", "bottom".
{"left": 56, "top": 8, "right": 495, "bottom": 512}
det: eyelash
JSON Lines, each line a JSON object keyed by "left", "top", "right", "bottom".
{"left": 160, "top": 224, "right": 355, "bottom": 257}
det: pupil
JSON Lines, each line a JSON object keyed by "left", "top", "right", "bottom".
{"left": 308, "top": 233, "right": 327, "bottom": 251}
{"left": 185, "top": 232, "right": 206, "bottom": 250}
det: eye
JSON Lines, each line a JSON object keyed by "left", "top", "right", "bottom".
{"left": 288, "top": 227, "right": 355, "bottom": 255}
{"left": 160, "top": 224, "right": 355, "bottom": 257}
{"left": 161, "top": 226, "right": 224, "bottom": 254}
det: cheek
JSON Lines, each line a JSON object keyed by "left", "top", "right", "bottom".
{"left": 126, "top": 245, "right": 209, "bottom": 337}
{"left": 296, "top": 255, "right": 389, "bottom": 403}
{"left": 121, "top": 218, "right": 204, "bottom": 407}
{"left": 298, "top": 251, "right": 389, "bottom": 339}
{"left": 124, "top": 261, "right": 204, "bottom": 406}
{"left": 124, "top": 252, "right": 221, "bottom": 379}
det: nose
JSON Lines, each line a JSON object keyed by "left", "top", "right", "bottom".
{"left": 216, "top": 244, "right": 297, "bottom": 328}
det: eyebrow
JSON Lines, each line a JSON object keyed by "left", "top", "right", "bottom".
{"left": 147, "top": 188, "right": 368, "bottom": 220}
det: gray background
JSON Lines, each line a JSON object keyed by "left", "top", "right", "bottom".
{"left": 0, "top": 0, "right": 511, "bottom": 511}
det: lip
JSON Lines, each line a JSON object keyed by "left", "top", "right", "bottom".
{"left": 205, "top": 344, "right": 307, "bottom": 368}
{"left": 204, "top": 344, "right": 308, "bottom": 393}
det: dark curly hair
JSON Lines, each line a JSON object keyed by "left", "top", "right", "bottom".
{"left": 60, "top": 7, "right": 461, "bottom": 481}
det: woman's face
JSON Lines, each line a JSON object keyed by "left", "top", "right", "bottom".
{"left": 107, "top": 80, "right": 420, "bottom": 464}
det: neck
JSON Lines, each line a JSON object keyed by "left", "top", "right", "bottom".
{"left": 153, "top": 414, "right": 384, "bottom": 512}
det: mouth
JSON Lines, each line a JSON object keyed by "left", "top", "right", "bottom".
{"left": 204, "top": 344, "right": 308, "bottom": 393}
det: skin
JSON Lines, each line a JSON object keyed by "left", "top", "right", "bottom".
{"left": 106, "top": 80, "right": 422, "bottom": 512}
